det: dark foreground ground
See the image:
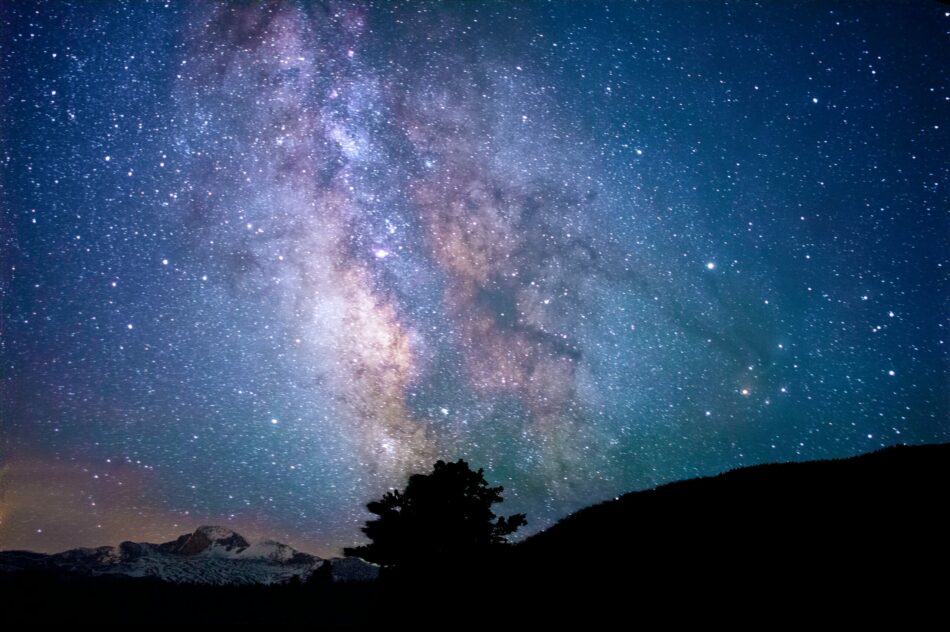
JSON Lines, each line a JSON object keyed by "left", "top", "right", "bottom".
{"left": 3, "top": 442, "right": 948, "bottom": 627}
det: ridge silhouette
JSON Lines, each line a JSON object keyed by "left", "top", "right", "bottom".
{"left": 2, "top": 443, "right": 946, "bottom": 626}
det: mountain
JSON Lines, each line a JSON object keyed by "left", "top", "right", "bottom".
{"left": 517, "top": 442, "right": 950, "bottom": 559}
{"left": 501, "top": 442, "right": 950, "bottom": 617}
{"left": 0, "top": 525, "right": 378, "bottom": 585}
{"left": 1, "top": 443, "right": 946, "bottom": 626}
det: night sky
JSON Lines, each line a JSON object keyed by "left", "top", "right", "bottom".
{"left": 2, "top": 1, "right": 947, "bottom": 557}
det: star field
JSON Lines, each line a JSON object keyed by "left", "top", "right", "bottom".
{"left": 1, "top": 1, "right": 948, "bottom": 556}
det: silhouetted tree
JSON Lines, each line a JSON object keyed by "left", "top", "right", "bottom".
{"left": 343, "top": 459, "right": 527, "bottom": 570}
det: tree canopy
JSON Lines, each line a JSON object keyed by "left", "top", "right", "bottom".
{"left": 344, "top": 459, "right": 527, "bottom": 569}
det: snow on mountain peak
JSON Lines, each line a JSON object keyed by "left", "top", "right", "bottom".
{"left": 171, "top": 526, "right": 250, "bottom": 556}
{"left": 0, "top": 528, "right": 380, "bottom": 586}
{"left": 194, "top": 526, "right": 242, "bottom": 541}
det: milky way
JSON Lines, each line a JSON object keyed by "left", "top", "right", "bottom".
{"left": 2, "top": 1, "right": 948, "bottom": 556}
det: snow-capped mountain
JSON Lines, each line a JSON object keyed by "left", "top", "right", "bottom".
{"left": 0, "top": 526, "right": 379, "bottom": 586}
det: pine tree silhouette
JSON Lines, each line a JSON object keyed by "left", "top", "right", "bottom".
{"left": 344, "top": 459, "right": 527, "bottom": 570}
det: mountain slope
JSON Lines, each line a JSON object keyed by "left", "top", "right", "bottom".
{"left": 513, "top": 442, "right": 950, "bottom": 583}
{"left": 1, "top": 444, "right": 946, "bottom": 626}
